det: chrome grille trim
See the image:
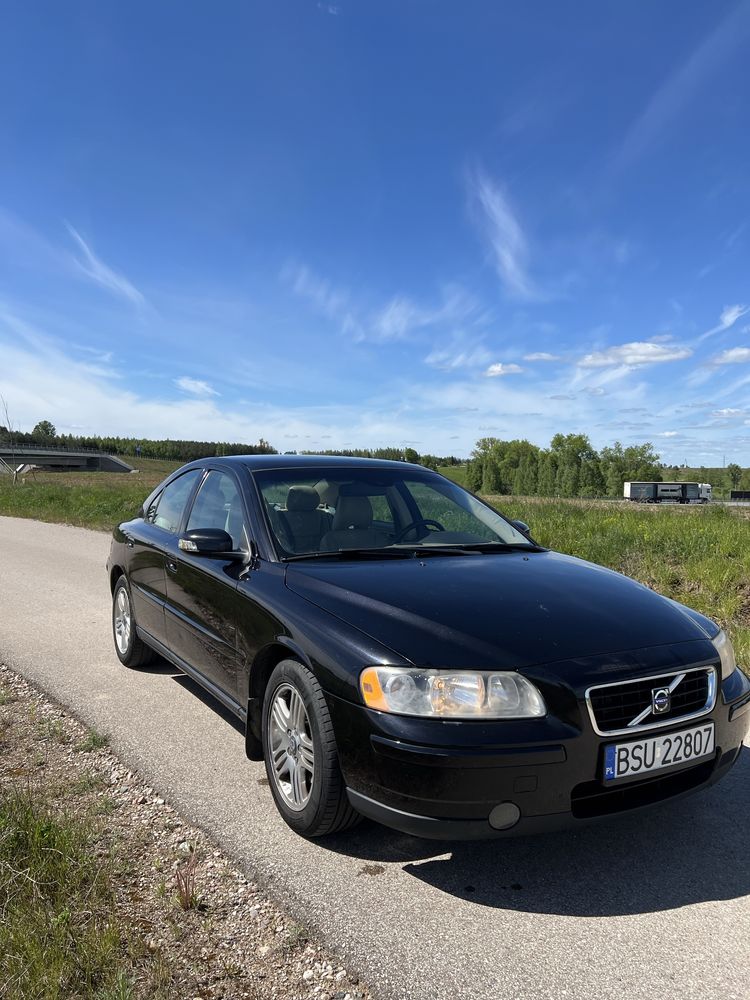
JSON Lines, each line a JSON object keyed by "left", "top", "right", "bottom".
{"left": 585, "top": 664, "right": 717, "bottom": 737}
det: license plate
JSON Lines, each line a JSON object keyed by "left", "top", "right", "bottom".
{"left": 603, "top": 722, "right": 714, "bottom": 782}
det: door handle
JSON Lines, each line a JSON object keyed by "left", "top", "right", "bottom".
{"left": 166, "top": 560, "right": 178, "bottom": 575}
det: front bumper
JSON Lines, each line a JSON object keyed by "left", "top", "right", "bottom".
{"left": 328, "top": 665, "right": 750, "bottom": 840}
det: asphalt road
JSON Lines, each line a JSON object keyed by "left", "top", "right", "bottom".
{"left": 1, "top": 515, "right": 749, "bottom": 1000}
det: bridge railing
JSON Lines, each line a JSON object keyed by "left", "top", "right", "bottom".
{"left": 0, "top": 443, "right": 105, "bottom": 455}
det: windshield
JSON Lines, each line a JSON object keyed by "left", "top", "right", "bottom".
{"left": 252, "top": 466, "right": 534, "bottom": 557}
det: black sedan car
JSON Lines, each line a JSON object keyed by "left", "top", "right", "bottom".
{"left": 107, "top": 455, "right": 750, "bottom": 839}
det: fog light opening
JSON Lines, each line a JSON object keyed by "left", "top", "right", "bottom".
{"left": 488, "top": 802, "right": 521, "bottom": 831}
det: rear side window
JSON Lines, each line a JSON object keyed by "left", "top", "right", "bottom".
{"left": 149, "top": 470, "right": 201, "bottom": 534}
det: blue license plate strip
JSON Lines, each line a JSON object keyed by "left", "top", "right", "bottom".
{"left": 603, "top": 722, "right": 714, "bottom": 782}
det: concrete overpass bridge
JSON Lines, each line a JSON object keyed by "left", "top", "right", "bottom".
{"left": 0, "top": 445, "right": 134, "bottom": 474}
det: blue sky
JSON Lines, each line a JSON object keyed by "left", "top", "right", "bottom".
{"left": 1, "top": 1, "right": 750, "bottom": 462}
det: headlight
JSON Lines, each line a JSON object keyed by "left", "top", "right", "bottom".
{"left": 360, "top": 666, "right": 546, "bottom": 719}
{"left": 712, "top": 629, "right": 737, "bottom": 680}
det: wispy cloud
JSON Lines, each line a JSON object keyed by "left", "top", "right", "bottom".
{"left": 424, "top": 336, "right": 491, "bottom": 372}
{"left": 285, "top": 262, "right": 480, "bottom": 343}
{"left": 523, "top": 351, "right": 560, "bottom": 362}
{"left": 66, "top": 224, "right": 146, "bottom": 306}
{"left": 370, "top": 296, "right": 430, "bottom": 341}
{"left": 613, "top": 2, "right": 750, "bottom": 171}
{"left": 713, "top": 346, "right": 750, "bottom": 364}
{"left": 698, "top": 304, "right": 749, "bottom": 341}
{"left": 175, "top": 376, "right": 219, "bottom": 397}
{"left": 467, "top": 167, "right": 535, "bottom": 299}
{"left": 712, "top": 407, "right": 745, "bottom": 418}
{"left": 369, "top": 286, "right": 479, "bottom": 343}
{"left": 578, "top": 340, "right": 692, "bottom": 368}
{"left": 484, "top": 362, "right": 524, "bottom": 377}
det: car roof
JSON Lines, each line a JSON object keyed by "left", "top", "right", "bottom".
{"left": 185, "top": 454, "right": 429, "bottom": 473}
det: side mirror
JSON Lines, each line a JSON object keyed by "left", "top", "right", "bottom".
{"left": 178, "top": 528, "right": 242, "bottom": 558}
{"left": 512, "top": 519, "right": 530, "bottom": 535}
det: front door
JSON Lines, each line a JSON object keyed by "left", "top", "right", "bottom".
{"left": 163, "top": 469, "right": 248, "bottom": 703}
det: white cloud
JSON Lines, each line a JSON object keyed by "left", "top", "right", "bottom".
{"left": 578, "top": 341, "right": 692, "bottom": 368}
{"left": 523, "top": 351, "right": 560, "bottom": 362}
{"left": 712, "top": 408, "right": 745, "bottom": 418}
{"left": 712, "top": 346, "right": 750, "bottom": 364}
{"left": 484, "top": 363, "right": 524, "bottom": 377}
{"left": 699, "top": 304, "right": 750, "bottom": 341}
{"left": 660, "top": 431, "right": 679, "bottom": 437}
{"left": 584, "top": 386, "right": 606, "bottom": 396}
{"left": 66, "top": 224, "right": 145, "bottom": 306}
{"left": 468, "top": 167, "right": 535, "bottom": 299}
{"left": 175, "top": 376, "right": 219, "bottom": 397}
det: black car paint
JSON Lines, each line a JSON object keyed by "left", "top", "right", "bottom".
{"left": 108, "top": 455, "right": 750, "bottom": 838}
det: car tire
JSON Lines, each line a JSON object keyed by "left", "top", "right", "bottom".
{"left": 112, "top": 575, "right": 156, "bottom": 668}
{"left": 262, "top": 659, "right": 361, "bottom": 838}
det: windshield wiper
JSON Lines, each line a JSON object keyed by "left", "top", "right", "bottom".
{"left": 448, "top": 541, "right": 546, "bottom": 553}
{"left": 283, "top": 545, "right": 481, "bottom": 562}
{"left": 283, "top": 548, "right": 411, "bottom": 562}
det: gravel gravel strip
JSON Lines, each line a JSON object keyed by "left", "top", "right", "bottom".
{"left": 0, "top": 663, "right": 371, "bottom": 1000}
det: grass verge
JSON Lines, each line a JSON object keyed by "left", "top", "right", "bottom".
{"left": 0, "top": 788, "right": 127, "bottom": 1000}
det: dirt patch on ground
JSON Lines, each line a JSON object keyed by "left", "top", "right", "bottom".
{"left": 0, "top": 663, "right": 370, "bottom": 1000}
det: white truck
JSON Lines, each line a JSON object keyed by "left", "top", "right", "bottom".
{"left": 623, "top": 481, "right": 712, "bottom": 504}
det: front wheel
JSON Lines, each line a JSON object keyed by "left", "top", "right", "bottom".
{"left": 262, "top": 659, "right": 360, "bottom": 837}
{"left": 112, "top": 575, "right": 155, "bottom": 668}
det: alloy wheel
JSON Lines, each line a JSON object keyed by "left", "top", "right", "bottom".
{"left": 268, "top": 683, "right": 315, "bottom": 811}
{"left": 114, "top": 587, "right": 131, "bottom": 654}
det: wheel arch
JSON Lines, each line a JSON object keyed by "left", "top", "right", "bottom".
{"left": 110, "top": 565, "right": 126, "bottom": 593}
{"left": 245, "top": 639, "right": 312, "bottom": 760}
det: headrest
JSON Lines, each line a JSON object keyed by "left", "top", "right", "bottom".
{"left": 286, "top": 485, "right": 320, "bottom": 512}
{"left": 315, "top": 480, "right": 339, "bottom": 507}
{"left": 333, "top": 495, "right": 373, "bottom": 530}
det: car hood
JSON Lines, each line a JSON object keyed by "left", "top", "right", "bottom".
{"left": 285, "top": 550, "right": 713, "bottom": 670}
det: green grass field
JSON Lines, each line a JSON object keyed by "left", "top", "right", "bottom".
{"left": 1, "top": 469, "right": 747, "bottom": 670}
{"left": 0, "top": 459, "right": 180, "bottom": 531}
{"left": 494, "top": 496, "right": 750, "bottom": 669}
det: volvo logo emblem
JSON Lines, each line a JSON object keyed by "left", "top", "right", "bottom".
{"left": 652, "top": 687, "right": 671, "bottom": 715}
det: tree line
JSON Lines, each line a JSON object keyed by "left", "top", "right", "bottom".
{"left": 0, "top": 421, "right": 276, "bottom": 462}
{"left": 466, "top": 434, "right": 664, "bottom": 497}
{"left": 3, "top": 419, "right": 749, "bottom": 495}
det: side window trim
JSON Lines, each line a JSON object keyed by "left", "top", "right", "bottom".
{"left": 150, "top": 468, "right": 204, "bottom": 536}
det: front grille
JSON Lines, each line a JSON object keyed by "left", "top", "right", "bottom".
{"left": 587, "top": 666, "right": 715, "bottom": 735}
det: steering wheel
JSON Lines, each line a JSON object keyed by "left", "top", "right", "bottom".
{"left": 394, "top": 518, "right": 446, "bottom": 543}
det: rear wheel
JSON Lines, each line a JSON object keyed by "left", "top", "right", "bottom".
{"left": 262, "top": 659, "right": 360, "bottom": 837}
{"left": 112, "top": 575, "right": 155, "bottom": 668}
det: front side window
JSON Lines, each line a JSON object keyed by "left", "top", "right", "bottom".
{"left": 149, "top": 469, "right": 202, "bottom": 534}
{"left": 252, "top": 466, "right": 533, "bottom": 557}
{"left": 187, "top": 470, "right": 246, "bottom": 550}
